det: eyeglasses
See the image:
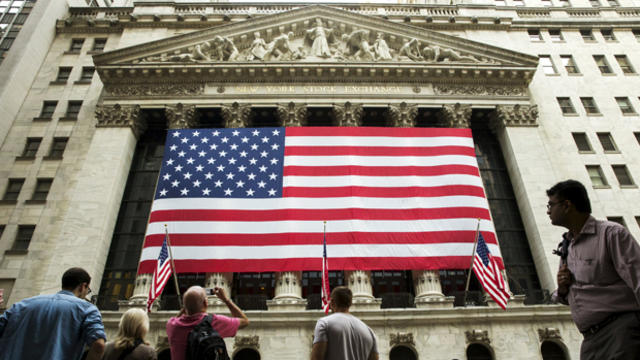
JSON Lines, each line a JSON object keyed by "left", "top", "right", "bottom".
{"left": 547, "top": 201, "right": 563, "bottom": 210}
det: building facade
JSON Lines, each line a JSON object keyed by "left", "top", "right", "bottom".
{"left": 1, "top": 0, "right": 640, "bottom": 359}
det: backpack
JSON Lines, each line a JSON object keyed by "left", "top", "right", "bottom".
{"left": 186, "top": 314, "right": 230, "bottom": 360}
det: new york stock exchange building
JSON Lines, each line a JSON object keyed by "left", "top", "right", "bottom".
{"left": 1, "top": 0, "right": 640, "bottom": 359}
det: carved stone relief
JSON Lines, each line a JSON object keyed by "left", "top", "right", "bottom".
{"left": 390, "top": 332, "right": 415, "bottom": 347}
{"left": 494, "top": 104, "right": 538, "bottom": 127}
{"left": 234, "top": 335, "right": 260, "bottom": 349}
{"left": 465, "top": 329, "right": 490, "bottom": 345}
{"left": 165, "top": 103, "right": 197, "bottom": 129}
{"left": 136, "top": 20, "right": 494, "bottom": 65}
{"left": 221, "top": 102, "right": 252, "bottom": 128}
{"left": 105, "top": 83, "right": 204, "bottom": 97}
{"left": 537, "top": 328, "right": 562, "bottom": 342}
{"left": 333, "top": 102, "right": 363, "bottom": 127}
{"left": 434, "top": 84, "right": 527, "bottom": 97}
{"left": 95, "top": 104, "right": 146, "bottom": 138}
{"left": 277, "top": 102, "right": 307, "bottom": 126}
{"left": 439, "top": 103, "right": 471, "bottom": 128}
{"left": 386, "top": 102, "right": 418, "bottom": 127}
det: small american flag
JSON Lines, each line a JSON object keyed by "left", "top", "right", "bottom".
{"left": 321, "top": 226, "right": 331, "bottom": 314}
{"left": 473, "top": 232, "right": 509, "bottom": 309}
{"left": 147, "top": 234, "right": 173, "bottom": 312}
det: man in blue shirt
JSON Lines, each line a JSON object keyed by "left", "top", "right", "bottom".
{"left": 0, "top": 267, "right": 106, "bottom": 359}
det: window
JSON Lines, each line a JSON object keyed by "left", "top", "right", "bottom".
{"left": 607, "top": 0, "right": 619, "bottom": 6}
{"left": 607, "top": 217, "right": 626, "bottom": 227}
{"left": 636, "top": 216, "right": 640, "bottom": 230}
{"left": 69, "top": 38, "right": 84, "bottom": 52}
{"left": 3, "top": 179, "right": 24, "bottom": 201}
{"left": 541, "top": 341, "right": 567, "bottom": 360}
{"left": 589, "top": 0, "right": 600, "bottom": 6}
{"left": 64, "top": 101, "right": 82, "bottom": 120}
{"left": 549, "top": 29, "right": 563, "bottom": 41}
{"left": 580, "top": 97, "right": 600, "bottom": 114}
{"left": 92, "top": 38, "right": 106, "bottom": 52}
{"left": 615, "top": 55, "right": 635, "bottom": 74}
{"left": 79, "top": 67, "right": 94, "bottom": 82}
{"left": 634, "top": 29, "right": 640, "bottom": 42}
{"left": 21, "top": 137, "right": 41, "bottom": 158}
{"left": 612, "top": 165, "right": 634, "bottom": 186}
{"left": 31, "top": 179, "right": 52, "bottom": 201}
{"left": 528, "top": 29, "right": 542, "bottom": 41}
{"left": 541, "top": 0, "right": 552, "bottom": 5}
{"left": 601, "top": 29, "right": 616, "bottom": 41}
{"left": 557, "top": 97, "right": 577, "bottom": 115}
{"left": 572, "top": 132, "right": 592, "bottom": 152}
{"left": 55, "top": 67, "right": 72, "bottom": 82}
{"left": 48, "top": 137, "right": 68, "bottom": 159}
{"left": 580, "top": 29, "right": 595, "bottom": 41}
{"left": 593, "top": 55, "right": 613, "bottom": 74}
{"left": 586, "top": 165, "right": 608, "bottom": 186}
{"left": 597, "top": 132, "right": 618, "bottom": 152}
{"left": 38, "top": 101, "right": 57, "bottom": 119}
{"left": 539, "top": 56, "right": 557, "bottom": 74}
{"left": 635, "top": 132, "right": 640, "bottom": 145}
{"left": 561, "top": 55, "right": 580, "bottom": 74}
{"left": 12, "top": 225, "right": 35, "bottom": 251}
{"left": 558, "top": 0, "right": 570, "bottom": 6}
{"left": 616, "top": 97, "right": 636, "bottom": 114}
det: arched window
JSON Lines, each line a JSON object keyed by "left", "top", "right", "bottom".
{"left": 467, "top": 343, "right": 493, "bottom": 360}
{"left": 390, "top": 345, "right": 418, "bottom": 360}
{"left": 234, "top": 348, "right": 261, "bottom": 360}
{"left": 541, "top": 341, "right": 567, "bottom": 360}
{"left": 157, "top": 349, "right": 171, "bottom": 360}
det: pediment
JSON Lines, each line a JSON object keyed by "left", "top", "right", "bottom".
{"left": 93, "top": 5, "right": 538, "bottom": 85}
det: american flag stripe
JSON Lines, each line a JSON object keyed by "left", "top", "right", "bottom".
{"left": 139, "top": 127, "right": 502, "bottom": 274}
{"left": 147, "top": 235, "right": 173, "bottom": 311}
{"left": 472, "top": 232, "right": 509, "bottom": 309}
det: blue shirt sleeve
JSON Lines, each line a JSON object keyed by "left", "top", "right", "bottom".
{"left": 82, "top": 304, "right": 106, "bottom": 345}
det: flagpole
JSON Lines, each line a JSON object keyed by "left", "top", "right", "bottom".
{"left": 463, "top": 218, "right": 482, "bottom": 304}
{"left": 164, "top": 224, "right": 183, "bottom": 308}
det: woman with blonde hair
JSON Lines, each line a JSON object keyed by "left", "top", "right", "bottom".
{"left": 103, "top": 308, "right": 157, "bottom": 360}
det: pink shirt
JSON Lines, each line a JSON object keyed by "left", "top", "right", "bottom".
{"left": 166, "top": 313, "right": 239, "bottom": 360}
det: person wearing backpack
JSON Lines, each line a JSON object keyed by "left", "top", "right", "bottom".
{"left": 166, "top": 286, "right": 249, "bottom": 360}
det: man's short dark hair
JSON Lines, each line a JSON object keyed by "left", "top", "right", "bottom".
{"left": 546, "top": 179, "right": 592, "bottom": 214}
{"left": 61, "top": 267, "right": 91, "bottom": 290}
{"left": 331, "top": 286, "right": 352, "bottom": 309}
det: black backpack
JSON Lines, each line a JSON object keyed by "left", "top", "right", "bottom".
{"left": 186, "top": 314, "right": 230, "bottom": 360}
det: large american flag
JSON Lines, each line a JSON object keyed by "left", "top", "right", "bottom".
{"left": 473, "top": 232, "right": 510, "bottom": 309}
{"left": 147, "top": 234, "right": 173, "bottom": 312}
{"left": 138, "top": 127, "right": 502, "bottom": 274}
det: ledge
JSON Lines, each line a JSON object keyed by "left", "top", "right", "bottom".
{"left": 58, "top": 117, "right": 78, "bottom": 122}
{"left": 74, "top": 80, "right": 92, "bottom": 85}
{"left": 24, "top": 199, "right": 46, "bottom": 205}
{"left": 63, "top": 50, "right": 81, "bottom": 55}
{"left": 49, "top": 80, "right": 68, "bottom": 85}
{"left": 42, "top": 156, "right": 63, "bottom": 161}
{"left": 4, "top": 249, "right": 28, "bottom": 255}
{"left": 14, "top": 156, "right": 35, "bottom": 161}
{"left": 0, "top": 200, "right": 17, "bottom": 205}
{"left": 32, "top": 117, "right": 52, "bottom": 122}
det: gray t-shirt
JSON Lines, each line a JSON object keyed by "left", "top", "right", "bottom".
{"left": 313, "top": 312, "right": 378, "bottom": 360}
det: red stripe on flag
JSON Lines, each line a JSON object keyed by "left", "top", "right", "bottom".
{"left": 284, "top": 146, "right": 476, "bottom": 157}
{"left": 282, "top": 185, "right": 486, "bottom": 198}
{"left": 285, "top": 126, "right": 472, "bottom": 137}
{"left": 283, "top": 165, "right": 480, "bottom": 177}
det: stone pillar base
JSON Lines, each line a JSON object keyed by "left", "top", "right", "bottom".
{"left": 207, "top": 296, "right": 232, "bottom": 314}
{"left": 266, "top": 297, "right": 307, "bottom": 311}
{"left": 414, "top": 295, "right": 455, "bottom": 309}
{"left": 350, "top": 297, "right": 382, "bottom": 311}
{"left": 119, "top": 296, "right": 153, "bottom": 312}
{"left": 485, "top": 293, "right": 519, "bottom": 308}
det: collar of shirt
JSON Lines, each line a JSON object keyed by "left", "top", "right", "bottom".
{"left": 563, "top": 215, "right": 597, "bottom": 244}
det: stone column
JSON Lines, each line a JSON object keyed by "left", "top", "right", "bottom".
{"left": 438, "top": 103, "right": 472, "bottom": 128}
{"left": 333, "top": 102, "right": 363, "bottom": 127}
{"left": 345, "top": 270, "right": 381, "bottom": 310}
{"left": 221, "top": 102, "right": 252, "bottom": 128}
{"left": 205, "top": 272, "right": 233, "bottom": 313}
{"left": 277, "top": 102, "right": 307, "bottom": 127}
{"left": 267, "top": 271, "right": 307, "bottom": 311}
{"left": 386, "top": 102, "right": 418, "bottom": 127}
{"left": 166, "top": 103, "right": 197, "bottom": 129}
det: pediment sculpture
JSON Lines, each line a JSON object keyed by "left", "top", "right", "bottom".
{"left": 137, "top": 18, "right": 493, "bottom": 64}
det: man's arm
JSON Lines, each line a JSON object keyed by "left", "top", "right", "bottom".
{"left": 310, "top": 341, "right": 327, "bottom": 360}
{"left": 213, "top": 287, "right": 249, "bottom": 329}
{"left": 608, "top": 226, "right": 640, "bottom": 302}
{"left": 85, "top": 338, "right": 105, "bottom": 360}
{"left": 368, "top": 350, "right": 379, "bottom": 360}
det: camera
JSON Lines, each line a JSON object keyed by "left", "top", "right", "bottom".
{"left": 205, "top": 288, "right": 216, "bottom": 296}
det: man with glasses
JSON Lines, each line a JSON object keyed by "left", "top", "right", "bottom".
{"left": 547, "top": 180, "right": 640, "bottom": 360}
{"left": 0, "top": 267, "right": 106, "bottom": 359}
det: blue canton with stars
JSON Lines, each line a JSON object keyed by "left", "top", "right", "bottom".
{"left": 155, "top": 128, "right": 285, "bottom": 199}
{"left": 475, "top": 233, "right": 491, "bottom": 267}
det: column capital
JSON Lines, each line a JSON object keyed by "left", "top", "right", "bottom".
{"left": 95, "top": 104, "right": 146, "bottom": 138}
{"left": 387, "top": 102, "right": 418, "bottom": 128}
{"left": 221, "top": 102, "right": 252, "bottom": 128}
{"left": 333, "top": 102, "right": 363, "bottom": 127}
{"left": 439, "top": 103, "right": 472, "bottom": 128}
{"left": 345, "top": 270, "right": 381, "bottom": 310}
{"left": 267, "top": 271, "right": 306, "bottom": 311}
{"left": 277, "top": 102, "right": 307, "bottom": 127}
{"left": 412, "top": 270, "right": 454, "bottom": 309}
{"left": 492, "top": 104, "right": 539, "bottom": 130}
{"left": 165, "top": 103, "right": 197, "bottom": 129}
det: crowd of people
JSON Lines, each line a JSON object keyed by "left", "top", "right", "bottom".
{"left": 0, "top": 180, "right": 639, "bottom": 360}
